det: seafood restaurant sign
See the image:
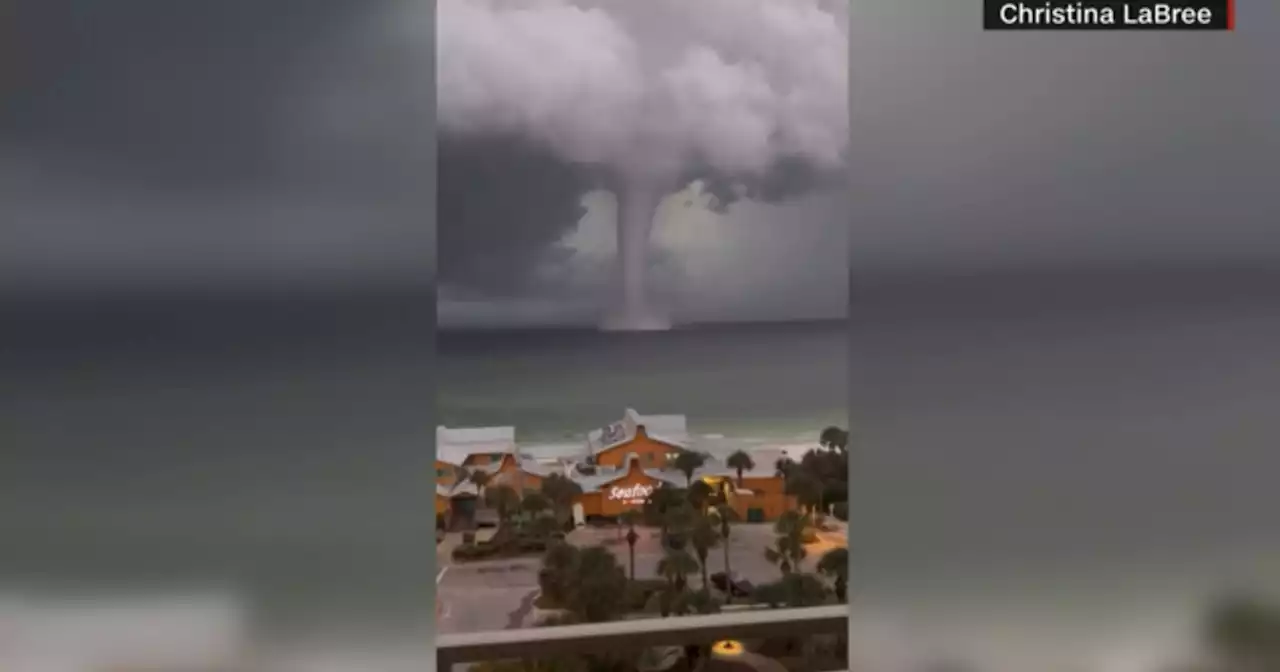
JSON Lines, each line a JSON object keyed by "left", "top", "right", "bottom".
{"left": 608, "top": 484, "right": 654, "bottom": 504}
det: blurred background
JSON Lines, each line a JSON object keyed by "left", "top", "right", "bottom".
{"left": 2, "top": 0, "right": 437, "bottom": 669}
{"left": 2, "top": 0, "right": 1278, "bottom": 671}
{"left": 847, "top": 3, "right": 1280, "bottom": 670}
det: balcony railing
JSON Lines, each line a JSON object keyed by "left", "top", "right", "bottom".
{"left": 436, "top": 604, "right": 848, "bottom": 669}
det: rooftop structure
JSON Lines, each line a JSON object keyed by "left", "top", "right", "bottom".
{"left": 436, "top": 425, "right": 516, "bottom": 467}
{"left": 587, "top": 408, "right": 688, "bottom": 454}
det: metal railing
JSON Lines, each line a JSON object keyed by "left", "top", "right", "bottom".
{"left": 436, "top": 604, "right": 848, "bottom": 668}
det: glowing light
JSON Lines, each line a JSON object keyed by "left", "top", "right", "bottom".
{"left": 711, "top": 640, "right": 743, "bottom": 656}
{"left": 608, "top": 484, "right": 654, "bottom": 502}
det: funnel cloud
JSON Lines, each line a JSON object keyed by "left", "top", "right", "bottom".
{"left": 437, "top": 0, "right": 849, "bottom": 328}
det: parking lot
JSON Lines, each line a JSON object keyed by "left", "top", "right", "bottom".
{"left": 436, "top": 557, "right": 541, "bottom": 635}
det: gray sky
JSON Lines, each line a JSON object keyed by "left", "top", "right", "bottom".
{"left": 2, "top": 1, "right": 1276, "bottom": 324}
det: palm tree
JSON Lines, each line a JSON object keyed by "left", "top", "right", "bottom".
{"left": 819, "top": 425, "right": 849, "bottom": 452}
{"left": 469, "top": 469, "right": 492, "bottom": 502}
{"left": 726, "top": 450, "right": 755, "bottom": 487}
{"left": 710, "top": 504, "right": 738, "bottom": 602}
{"left": 774, "top": 457, "right": 795, "bottom": 479}
{"left": 540, "top": 473, "right": 583, "bottom": 528}
{"left": 656, "top": 547, "right": 700, "bottom": 615}
{"left": 672, "top": 450, "right": 707, "bottom": 487}
{"left": 485, "top": 484, "right": 521, "bottom": 523}
{"left": 520, "top": 490, "right": 550, "bottom": 519}
{"left": 765, "top": 510, "right": 809, "bottom": 574}
{"left": 688, "top": 513, "right": 720, "bottom": 591}
{"left": 816, "top": 547, "right": 849, "bottom": 602}
{"left": 686, "top": 479, "right": 714, "bottom": 512}
{"left": 619, "top": 509, "right": 642, "bottom": 580}
{"left": 643, "top": 485, "right": 684, "bottom": 532}
{"left": 661, "top": 502, "right": 696, "bottom": 551}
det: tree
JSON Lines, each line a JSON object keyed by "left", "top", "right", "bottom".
{"left": 568, "top": 546, "right": 629, "bottom": 623}
{"left": 485, "top": 484, "right": 521, "bottom": 523}
{"left": 774, "top": 457, "right": 795, "bottom": 479}
{"left": 726, "top": 450, "right": 756, "bottom": 488}
{"left": 686, "top": 479, "right": 715, "bottom": 511}
{"left": 541, "top": 473, "right": 583, "bottom": 527}
{"left": 469, "top": 469, "right": 492, "bottom": 501}
{"left": 765, "top": 510, "right": 809, "bottom": 574}
{"left": 779, "top": 572, "right": 829, "bottom": 607}
{"left": 785, "top": 469, "right": 824, "bottom": 514}
{"left": 538, "top": 542, "right": 628, "bottom": 624}
{"left": 643, "top": 485, "right": 685, "bottom": 534}
{"left": 672, "top": 450, "right": 707, "bottom": 487}
{"left": 816, "top": 547, "right": 849, "bottom": 602}
{"left": 521, "top": 490, "right": 551, "bottom": 519}
{"left": 538, "top": 542, "right": 580, "bottom": 607}
{"left": 661, "top": 502, "right": 697, "bottom": 551}
{"left": 710, "top": 504, "right": 738, "bottom": 602}
{"left": 688, "top": 513, "right": 720, "bottom": 591}
{"left": 819, "top": 425, "right": 849, "bottom": 452}
{"left": 619, "top": 509, "right": 642, "bottom": 580}
{"left": 656, "top": 547, "right": 700, "bottom": 614}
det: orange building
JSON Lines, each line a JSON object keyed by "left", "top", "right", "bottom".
{"left": 434, "top": 413, "right": 798, "bottom": 528}
{"left": 575, "top": 455, "right": 674, "bottom": 518}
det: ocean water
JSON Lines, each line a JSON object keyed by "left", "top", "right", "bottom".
{"left": 437, "top": 321, "right": 848, "bottom": 442}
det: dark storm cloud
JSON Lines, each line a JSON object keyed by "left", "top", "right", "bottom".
{"left": 437, "top": 134, "right": 594, "bottom": 295}
{"left": 435, "top": 0, "right": 849, "bottom": 298}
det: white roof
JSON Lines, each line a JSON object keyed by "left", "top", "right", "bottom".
{"left": 518, "top": 442, "right": 590, "bottom": 463}
{"left": 624, "top": 408, "right": 687, "bottom": 437}
{"left": 587, "top": 408, "right": 690, "bottom": 453}
{"left": 436, "top": 425, "right": 516, "bottom": 465}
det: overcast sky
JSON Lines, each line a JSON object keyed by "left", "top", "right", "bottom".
{"left": 2, "top": 1, "right": 1275, "bottom": 326}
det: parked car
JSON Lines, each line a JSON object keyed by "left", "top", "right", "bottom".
{"left": 710, "top": 571, "right": 754, "bottom": 598}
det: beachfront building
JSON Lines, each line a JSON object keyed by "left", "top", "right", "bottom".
{"left": 587, "top": 408, "right": 689, "bottom": 469}
{"left": 435, "top": 425, "right": 516, "bottom": 529}
{"left": 434, "top": 409, "right": 799, "bottom": 528}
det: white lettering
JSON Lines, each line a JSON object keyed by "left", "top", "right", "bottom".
{"left": 1125, "top": 3, "right": 1214, "bottom": 25}
{"left": 999, "top": 2, "right": 1116, "bottom": 25}
{"left": 608, "top": 484, "right": 654, "bottom": 501}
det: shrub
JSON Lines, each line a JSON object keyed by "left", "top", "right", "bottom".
{"left": 452, "top": 544, "right": 492, "bottom": 561}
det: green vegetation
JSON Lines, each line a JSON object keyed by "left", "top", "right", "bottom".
{"left": 541, "top": 472, "right": 584, "bottom": 528}
{"left": 467, "top": 426, "right": 853, "bottom": 672}
{"left": 469, "top": 469, "right": 492, "bottom": 500}
{"left": 487, "top": 484, "right": 522, "bottom": 523}
{"left": 764, "top": 510, "right": 809, "bottom": 574}
{"left": 1203, "top": 593, "right": 1280, "bottom": 670}
{"left": 672, "top": 450, "right": 708, "bottom": 487}
{"left": 726, "top": 449, "right": 756, "bottom": 487}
